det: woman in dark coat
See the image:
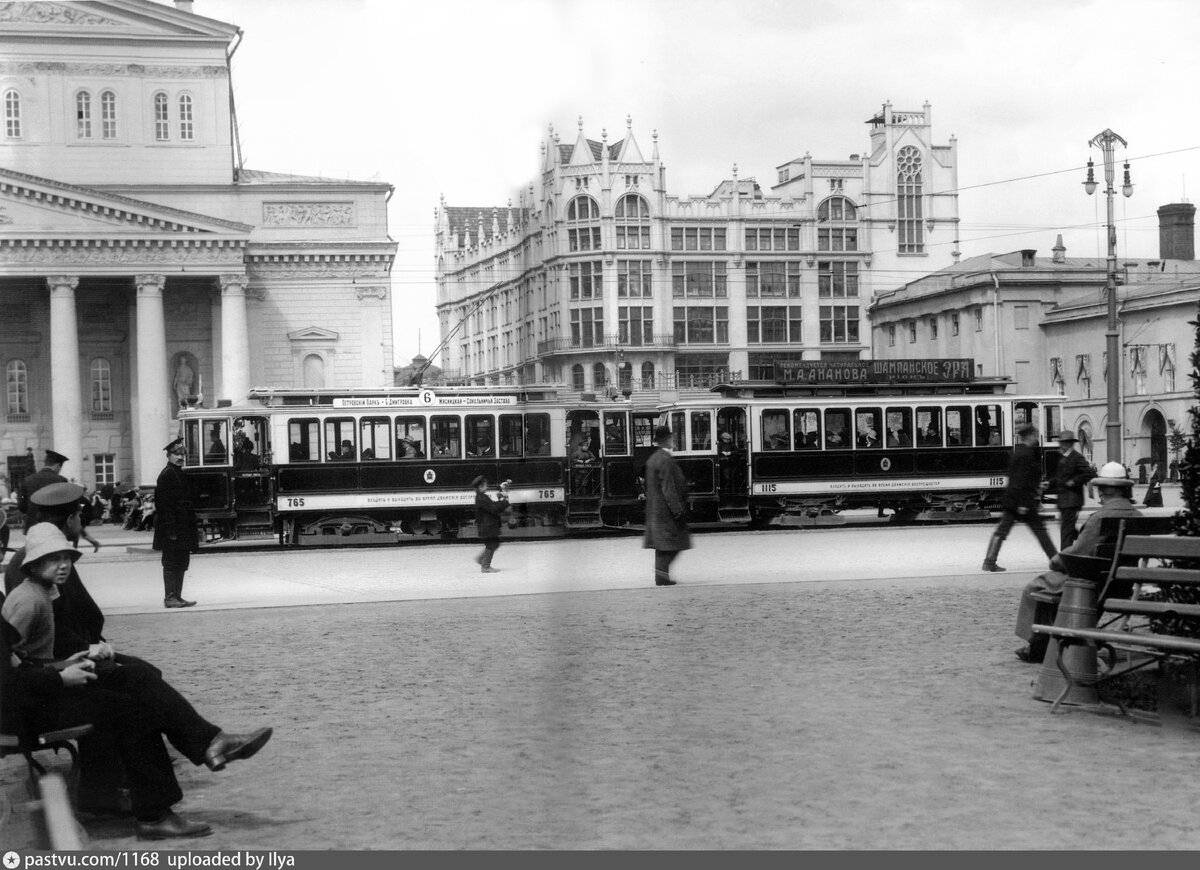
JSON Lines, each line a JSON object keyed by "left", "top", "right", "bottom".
{"left": 642, "top": 425, "right": 691, "bottom": 586}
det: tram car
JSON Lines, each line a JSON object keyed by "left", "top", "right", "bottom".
{"left": 654, "top": 358, "right": 1064, "bottom": 527}
{"left": 175, "top": 385, "right": 661, "bottom": 546}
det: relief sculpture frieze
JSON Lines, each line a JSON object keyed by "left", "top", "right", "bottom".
{"left": 0, "top": 2, "right": 117, "bottom": 25}
{"left": 263, "top": 202, "right": 355, "bottom": 228}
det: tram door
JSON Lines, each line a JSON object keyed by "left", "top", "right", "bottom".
{"left": 716, "top": 406, "right": 749, "bottom": 495}
{"left": 566, "top": 410, "right": 601, "bottom": 496}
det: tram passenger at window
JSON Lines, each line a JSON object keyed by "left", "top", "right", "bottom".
{"left": 205, "top": 427, "right": 226, "bottom": 460}
{"left": 825, "top": 427, "right": 845, "bottom": 448}
{"left": 329, "top": 440, "right": 355, "bottom": 460}
{"left": 398, "top": 438, "right": 421, "bottom": 459}
{"left": 857, "top": 424, "right": 880, "bottom": 449}
{"left": 886, "top": 422, "right": 911, "bottom": 447}
{"left": 917, "top": 422, "right": 940, "bottom": 446}
{"left": 571, "top": 437, "right": 596, "bottom": 465}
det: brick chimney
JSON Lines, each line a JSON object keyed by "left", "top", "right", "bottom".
{"left": 1158, "top": 203, "right": 1195, "bottom": 260}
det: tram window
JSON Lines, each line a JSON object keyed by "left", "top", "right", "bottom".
{"left": 325, "top": 418, "right": 356, "bottom": 460}
{"left": 200, "top": 421, "right": 229, "bottom": 465}
{"left": 1043, "top": 404, "right": 1062, "bottom": 441}
{"left": 631, "top": 414, "right": 656, "bottom": 448}
{"left": 884, "top": 408, "right": 913, "bottom": 448}
{"left": 717, "top": 407, "right": 747, "bottom": 449}
{"left": 181, "top": 420, "right": 201, "bottom": 466}
{"left": 975, "top": 405, "right": 1003, "bottom": 445}
{"left": 288, "top": 418, "right": 320, "bottom": 462}
{"left": 524, "top": 413, "right": 552, "bottom": 455}
{"left": 430, "top": 416, "right": 461, "bottom": 458}
{"left": 946, "top": 406, "right": 970, "bottom": 446}
{"left": 395, "top": 416, "right": 426, "bottom": 459}
{"left": 668, "top": 412, "right": 686, "bottom": 451}
{"left": 916, "top": 407, "right": 943, "bottom": 446}
{"left": 465, "top": 415, "right": 496, "bottom": 457}
{"left": 793, "top": 409, "right": 820, "bottom": 449}
{"left": 233, "top": 417, "right": 264, "bottom": 469}
{"left": 603, "top": 412, "right": 628, "bottom": 456}
{"left": 359, "top": 416, "right": 391, "bottom": 461}
{"left": 499, "top": 414, "right": 524, "bottom": 457}
{"left": 824, "top": 409, "right": 850, "bottom": 449}
{"left": 761, "top": 410, "right": 790, "bottom": 450}
{"left": 855, "top": 408, "right": 882, "bottom": 448}
{"left": 690, "top": 411, "right": 712, "bottom": 450}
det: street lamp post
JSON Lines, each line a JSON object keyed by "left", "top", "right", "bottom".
{"left": 1083, "top": 128, "right": 1133, "bottom": 464}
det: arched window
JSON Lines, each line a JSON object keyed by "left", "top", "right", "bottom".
{"left": 76, "top": 90, "right": 92, "bottom": 139}
{"left": 1078, "top": 420, "right": 1094, "bottom": 462}
{"left": 153, "top": 92, "right": 169, "bottom": 141}
{"left": 566, "top": 195, "right": 601, "bottom": 252}
{"left": 817, "top": 196, "right": 857, "bottom": 252}
{"left": 593, "top": 363, "right": 607, "bottom": 390}
{"left": 614, "top": 193, "right": 650, "bottom": 250}
{"left": 6, "top": 359, "right": 28, "bottom": 415}
{"left": 100, "top": 90, "right": 117, "bottom": 139}
{"left": 178, "top": 93, "right": 193, "bottom": 141}
{"left": 571, "top": 364, "right": 585, "bottom": 390}
{"left": 302, "top": 353, "right": 325, "bottom": 389}
{"left": 90, "top": 358, "right": 112, "bottom": 413}
{"left": 640, "top": 361, "right": 655, "bottom": 390}
{"left": 4, "top": 89, "right": 21, "bottom": 138}
{"left": 618, "top": 361, "right": 633, "bottom": 392}
{"left": 896, "top": 145, "right": 923, "bottom": 253}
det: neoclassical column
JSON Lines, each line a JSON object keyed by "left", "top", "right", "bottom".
{"left": 135, "top": 274, "right": 170, "bottom": 487}
{"left": 46, "top": 276, "right": 83, "bottom": 482}
{"left": 219, "top": 273, "right": 251, "bottom": 402}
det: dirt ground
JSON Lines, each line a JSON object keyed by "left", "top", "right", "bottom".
{"left": 5, "top": 575, "right": 1200, "bottom": 850}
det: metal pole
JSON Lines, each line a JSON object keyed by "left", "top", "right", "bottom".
{"left": 1088, "top": 129, "right": 1127, "bottom": 465}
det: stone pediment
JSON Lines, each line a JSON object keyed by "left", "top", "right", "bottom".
{"left": 0, "top": 167, "right": 252, "bottom": 236}
{"left": 0, "top": 1, "right": 239, "bottom": 39}
{"left": 288, "top": 326, "right": 340, "bottom": 342}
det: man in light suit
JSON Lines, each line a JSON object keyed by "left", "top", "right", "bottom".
{"left": 642, "top": 426, "right": 691, "bottom": 587}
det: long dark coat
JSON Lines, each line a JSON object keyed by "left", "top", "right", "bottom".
{"left": 474, "top": 490, "right": 508, "bottom": 539}
{"left": 17, "top": 467, "right": 67, "bottom": 530}
{"left": 1052, "top": 449, "right": 1096, "bottom": 509}
{"left": 1000, "top": 442, "right": 1044, "bottom": 513}
{"left": 642, "top": 447, "right": 692, "bottom": 552}
{"left": 152, "top": 463, "right": 198, "bottom": 553}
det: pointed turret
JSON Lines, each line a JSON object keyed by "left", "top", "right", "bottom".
{"left": 569, "top": 116, "right": 593, "bottom": 166}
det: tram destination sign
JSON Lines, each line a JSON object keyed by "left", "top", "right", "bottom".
{"left": 773, "top": 358, "right": 975, "bottom": 385}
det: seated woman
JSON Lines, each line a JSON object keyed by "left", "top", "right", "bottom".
{"left": 2, "top": 523, "right": 273, "bottom": 839}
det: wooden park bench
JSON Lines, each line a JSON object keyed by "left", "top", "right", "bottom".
{"left": 1033, "top": 532, "right": 1200, "bottom": 717}
{"left": 1, "top": 724, "right": 93, "bottom": 785}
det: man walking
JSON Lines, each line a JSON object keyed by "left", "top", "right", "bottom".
{"left": 472, "top": 476, "right": 509, "bottom": 574}
{"left": 643, "top": 425, "right": 691, "bottom": 586}
{"left": 981, "top": 424, "right": 1058, "bottom": 572}
{"left": 17, "top": 449, "right": 69, "bottom": 531}
{"left": 154, "top": 438, "right": 198, "bottom": 608}
{"left": 1049, "top": 429, "right": 1096, "bottom": 550}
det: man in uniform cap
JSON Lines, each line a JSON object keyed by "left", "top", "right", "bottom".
{"left": 1049, "top": 428, "right": 1097, "bottom": 550}
{"left": 153, "top": 438, "right": 198, "bottom": 608}
{"left": 17, "top": 449, "right": 69, "bottom": 532}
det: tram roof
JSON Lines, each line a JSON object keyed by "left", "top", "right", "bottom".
{"left": 185, "top": 384, "right": 567, "bottom": 411}
{"left": 707, "top": 378, "right": 1016, "bottom": 399}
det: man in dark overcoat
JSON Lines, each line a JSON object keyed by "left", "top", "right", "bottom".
{"left": 472, "top": 475, "right": 509, "bottom": 573}
{"left": 982, "top": 425, "right": 1058, "bottom": 572}
{"left": 642, "top": 425, "right": 691, "bottom": 586}
{"left": 154, "top": 438, "right": 198, "bottom": 608}
{"left": 17, "top": 449, "right": 69, "bottom": 531}
{"left": 1050, "top": 429, "right": 1096, "bottom": 550}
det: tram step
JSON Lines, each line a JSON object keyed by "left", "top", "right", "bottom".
{"left": 717, "top": 509, "right": 751, "bottom": 523}
{"left": 566, "top": 513, "right": 604, "bottom": 529}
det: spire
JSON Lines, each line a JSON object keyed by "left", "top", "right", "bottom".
{"left": 492, "top": 208, "right": 501, "bottom": 239}
{"left": 1052, "top": 233, "right": 1066, "bottom": 264}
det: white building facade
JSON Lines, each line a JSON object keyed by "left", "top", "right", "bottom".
{"left": 0, "top": 0, "right": 396, "bottom": 491}
{"left": 433, "top": 103, "right": 959, "bottom": 399}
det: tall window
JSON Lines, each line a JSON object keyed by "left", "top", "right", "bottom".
{"left": 93, "top": 454, "right": 116, "bottom": 488}
{"left": 101, "top": 90, "right": 117, "bottom": 139}
{"left": 593, "top": 363, "right": 607, "bottom": 389}
{"left": 670, "top": 226, "right": 726, "bottom": 251}
{"left": 614, "top": 194, "right": 650, "bottom": 250}
{"left": 745, "top": 227, "right": 800, "bottom": 251}
{"left": 817, "top": 196, "right": 858, "bottom": 252}
{"left": 4, "top": 89, "right": 21, "bottom": 138}
{"left": 1075, "top": 353, "right": 1091, "bottom": 399}
{"left": 819, "top": 305, "right": 859, "bottom": 344}
{"left": 570, "top": 306, "right": 603, "bottom": 347}
{"left": 748, "top": 305, "right": 802, "bottom": 343}
{"left": 618, "top": 306, "right": 653, "bottom": 345}
{"left": 818, "top": 261, "right": 858, "bottom": 299}
{"left": 640, "top": 361, "right": 655, "bottom": 389}
{"left": 302, "top": 353, "right": 325, "bottom": 388}
{"left": 616, "top": 260, "right": 651, "bottom": 297}
{"left": 929, "top": 316, "right": 938, "bottom": 339}
{"left": 76, "top": 90, "right": 92, "bottom": 139}
{"left": 746, "top": 261, "right": 801, "bottom": 297}
{"left": 1160, "top": 344, "right": 1176, "bottom": 392}
{"left": 673, "top": 306, "right": 728, "bottom": 344}
{"left": 6, "top": 359, "right": 29, "bottom": 416}
{"left": 153, "top": 92, "right": 169, "bottom": 141}
{"left": 951, "top": 312, "right": 960, "bottom": 335}
{"left": 672, "top": 262, "right": 727, "bottom": 297}
{"left": 567, "top": 195, "right": 601, "bottom": 251}
{"left": 178, "top": 93, "right": 193, "bottom": 141}
{"left": 569, "top": 262, "right": 602, "bottom": 299}
{"left": 1130, "top": 345, "right": 1147, "bottom": 396}
{"left": 571, "top": 364, "right": 585, "bottom": 390}
{"left": 90, "top": 358, "right": 112, "bottom": 413}
{"left": 896, "top": 145, "right": 924, "bottom": 253}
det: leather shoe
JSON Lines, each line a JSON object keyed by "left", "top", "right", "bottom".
{"left": 480, "top": 566, "right": 500, "bottom": 574}
{"left": 204, "top": 726, "right": 273, "bottom": 771}
{"left": 136, "top": 811, "right": 212, "bottom": 840}
{"left": 1015, "top": 646, "right": 1034, "bottom": 663}
{"left": 655, "top": 578, "right": 677, "bottom": 586}
{"left": 164, "top": 597, "right": 197, "bottom": 608}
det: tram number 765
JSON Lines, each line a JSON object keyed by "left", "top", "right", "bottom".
{"left": 286, "top": 497, "right": 306, "bottom": 507}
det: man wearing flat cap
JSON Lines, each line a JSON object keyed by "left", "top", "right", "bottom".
{"left": 1049, "top": 428, "right": 1096, "bottom": 550}
{"left": 153, "top": 438, "right": 198, "bottom": 608}
{"left": 17, "top": 449, "right": 70, "bottom": 532}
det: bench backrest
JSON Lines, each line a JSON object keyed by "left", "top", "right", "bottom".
{"left": 1096, "top": 518, "right": 1184, "bottom": 603}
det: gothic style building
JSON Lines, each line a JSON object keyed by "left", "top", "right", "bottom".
{"left": 0, "top": 0, "right": 396, "bottom": 492}
{"left": 433, "top": 103, "right": 959, "bottom": 396}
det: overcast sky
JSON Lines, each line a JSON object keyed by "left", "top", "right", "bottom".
{"left": 193, "top": 0, "right": 1200, "bottom": 367}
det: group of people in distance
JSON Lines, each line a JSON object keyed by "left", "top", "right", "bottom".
{"left": 1, "top": 442, "right": 274, "bottom": 840}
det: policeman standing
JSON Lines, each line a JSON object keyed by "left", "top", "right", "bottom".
{"left": 154, "top": 438, "right": 198, "bottom": 608}
{"left": 17, "top": 449, "right": 69, "bottom": 531}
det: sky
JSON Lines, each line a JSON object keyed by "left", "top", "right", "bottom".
{"left": 192, "top": 0, "right": 1200, "bottom": 368}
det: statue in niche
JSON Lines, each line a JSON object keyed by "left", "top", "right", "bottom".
{"left": 172, "top": 356, "right": 196, "bottom": 408}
